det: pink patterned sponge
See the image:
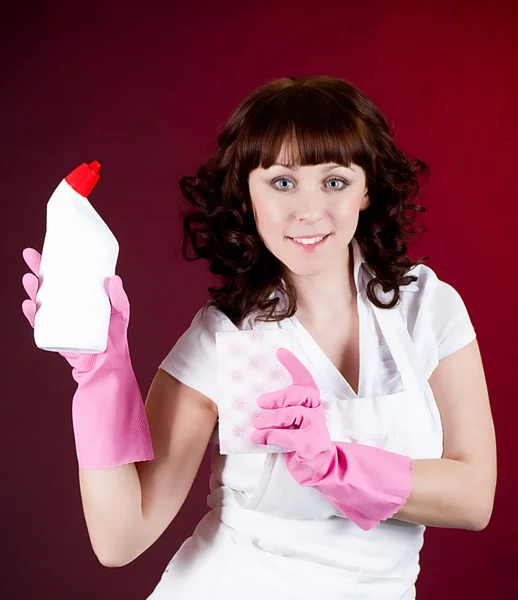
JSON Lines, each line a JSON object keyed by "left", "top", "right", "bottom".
{"left": 215, "top": 329, "right": 294, "bottom": 454}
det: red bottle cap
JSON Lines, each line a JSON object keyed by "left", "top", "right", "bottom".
{"left": 65, "top": 161, "right": 102, "bottom": 197}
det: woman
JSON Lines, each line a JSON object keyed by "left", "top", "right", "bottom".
{"left": 21, "top": 76, "right": 496, "bottom": 599}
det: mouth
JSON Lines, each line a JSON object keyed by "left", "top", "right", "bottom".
{"left": 287, "top": 233, "right": 331, "bottom": 250}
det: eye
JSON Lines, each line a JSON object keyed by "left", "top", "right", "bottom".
{"left": 272, "top": 178, "right": 294, "bottom": 191}
{"left": 326, "top": 177, "right": 349, "bottom": 190}
{"left": 271, "top": 177, "right": 349, "bottom": 192}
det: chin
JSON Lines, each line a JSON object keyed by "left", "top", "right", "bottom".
{"left": 281, "top": 260, "right": 327, "bottom": 278}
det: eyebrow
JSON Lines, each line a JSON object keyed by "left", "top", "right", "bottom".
{"left": 271, "top": 163, "right": 354, "bottom": 172}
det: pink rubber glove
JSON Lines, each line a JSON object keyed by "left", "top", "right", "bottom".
{"left": 250, "top": 348, "right": 412, "bottom": 530}
{"left": 21, "top": 247, "right": 154, "bottom": 470}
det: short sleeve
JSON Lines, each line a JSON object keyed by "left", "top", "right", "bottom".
{"left": 400, "top": 264, "right": 478, "bottom": 378}
{"left": 159, "top": 304, "right": 234, "bottom": 404}
{"left": 431, "top": 280, "right": 477, "bottom": 361}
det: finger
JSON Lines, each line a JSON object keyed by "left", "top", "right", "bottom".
{"left": 22, "top": 272, "right": 39, "bottom": 302}
{"left": 250, "top": 428, "right": 294, "bottom": 450}
{"left": 256, "top": 385, "right": 320, "bottom": 410}
{"left": 276, "top": 348, "right": 319, "bottom": 390}
{"left": 107, "top": 275, "right": 130, "bottom": 314}
{"left": 253, "top": 405, "right": 307, "bottom": 430}
{"left": 21, "top": 299, "right": 36, "bottom": 328}
{"left": 256, "top": 388, "right": 291, "bottom": 410}
{"left": 22, "top": 248, "right": 41, "bottom": 276}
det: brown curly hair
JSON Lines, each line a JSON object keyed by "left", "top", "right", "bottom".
{"left": 179, "top": 75, "right": 430, "bottom": 326}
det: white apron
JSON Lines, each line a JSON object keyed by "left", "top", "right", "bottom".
{"left": 148, "top": 291, "right": 443, "bottom": 600}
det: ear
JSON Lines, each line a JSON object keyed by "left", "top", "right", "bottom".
{"left": 360, "top": 190, "right": 370, "bottom": 211}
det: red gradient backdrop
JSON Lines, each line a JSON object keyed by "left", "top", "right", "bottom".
{"left": 2, "top": 1, "right": 516, "bottom": 598}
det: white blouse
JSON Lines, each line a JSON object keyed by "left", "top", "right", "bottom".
{"left": 159, "top": 238, "right": 476, "bottom": 406}
{"left": 151, "top": 237, "right": 478, "bottom": 600}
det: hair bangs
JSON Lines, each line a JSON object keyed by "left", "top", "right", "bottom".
{"left": 236, "top": 85, "right": 374, "bottom": 175}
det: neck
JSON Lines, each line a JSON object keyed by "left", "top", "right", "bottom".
{"left": 286, "top": 245, "right": 358, "bottom": 327}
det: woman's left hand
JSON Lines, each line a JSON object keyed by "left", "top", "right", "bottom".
{"left": 250, "top": 347, "right": 413, "bottom": 530}
{"left": 250, "top": 348, "right": 336, "bottom": 485}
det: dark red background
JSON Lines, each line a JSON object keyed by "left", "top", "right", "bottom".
{"left": 3, "top": 1, "right": 516, "bottom": 597}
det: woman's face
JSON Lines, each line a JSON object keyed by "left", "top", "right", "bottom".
{"left": 248, "top": 150, "right": 370, "bottom": 278}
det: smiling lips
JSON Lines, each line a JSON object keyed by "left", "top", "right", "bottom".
{"left": 288, "top": 233, "right": 331, "bottom": 250}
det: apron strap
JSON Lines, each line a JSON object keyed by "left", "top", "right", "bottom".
{"left": 371, "top": 300, "right": 429, "bottom": 395}
{"left": 371, "top": 297, "right": 444, "bottom": 451}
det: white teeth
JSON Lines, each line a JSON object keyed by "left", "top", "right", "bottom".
{"left": 292, "top": 235, "right": 327, "bottom": 245}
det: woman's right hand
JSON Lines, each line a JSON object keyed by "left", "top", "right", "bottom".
{"left": 21, "top": 247, "right": 132, "bottom": 374}
{"left": 22, "top": 247, "right": 154, "bottom": 471}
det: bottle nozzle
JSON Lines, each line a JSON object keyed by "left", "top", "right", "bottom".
{"left": 88, "top": 161, "right": 101, "bottom": 174}
{"left": 65, "top": 160, "right": 102, "bottom": 197}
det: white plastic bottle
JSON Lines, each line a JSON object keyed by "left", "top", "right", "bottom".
{"left": 33, "top": 161, "right": 119, "bottom": 354}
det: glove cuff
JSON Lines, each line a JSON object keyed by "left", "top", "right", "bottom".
{"left": 312, "top": 442, "right": 413, "bottom": 531}
{"left": 71, "top": 358, "right": 154, "bottom": 470}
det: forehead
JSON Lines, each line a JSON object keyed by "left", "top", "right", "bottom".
{"left": 271, "top": 140, "right": 355, "bottom": 171}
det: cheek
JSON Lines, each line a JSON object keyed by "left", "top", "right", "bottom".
{"left": 332, "top": 196, "right": 363, "bottom": 223}
{"left": 253, "top": 197, "right": 284, "bottom": 231}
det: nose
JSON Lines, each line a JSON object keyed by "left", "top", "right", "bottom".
{"left": 294, "top": 191, "right": 326, "bottom": 224}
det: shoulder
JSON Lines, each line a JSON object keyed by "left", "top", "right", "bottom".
{"left": 191, "top": 302, "right": 238, "bottom": 333}
{"left": 398, "top": 263, "right": 470, "bottom": 325}
{"left": 397, "top": 263, "right": 477, "bottom": 369}
{"left": 158, "top": 302, "right": 238, "bottom": 402}
{"left": 169, "top": 302, "right": 240, "bottom": 355}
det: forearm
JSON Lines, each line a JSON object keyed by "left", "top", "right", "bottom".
{"left": 391, "top": 458, "right": 495, "bottom": 530}
{"left": 78, "top": 463, "right": 144, "bottom": 567}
